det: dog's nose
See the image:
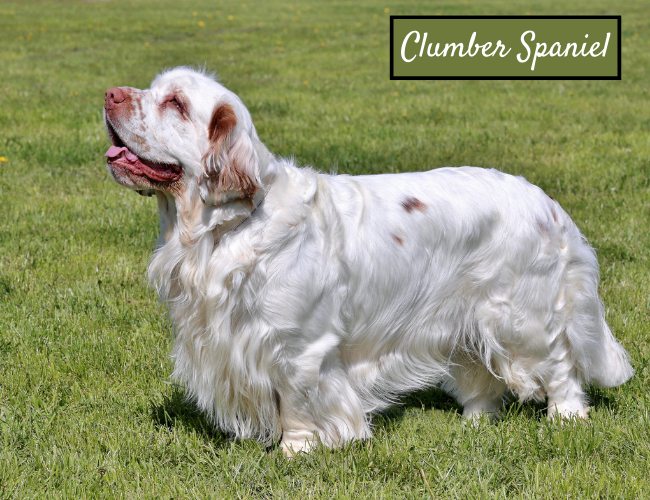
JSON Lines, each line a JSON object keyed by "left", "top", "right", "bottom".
{"left": 104, "top": 87, "right": 125, "bottom": 110}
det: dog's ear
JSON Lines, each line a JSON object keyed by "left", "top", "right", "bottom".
{"left": 199, "top": 102, "right": 261, "bottom": 206}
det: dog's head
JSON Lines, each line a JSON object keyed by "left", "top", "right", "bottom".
{"left": 103, "top": 67, "right": 264, "bottom": 206}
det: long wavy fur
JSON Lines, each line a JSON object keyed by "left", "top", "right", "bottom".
{"left": 106, "top": 67, "right": 633, "bottom": 453}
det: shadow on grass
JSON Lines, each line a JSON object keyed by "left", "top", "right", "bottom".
{"left": 586, "top": 386, "right": 619, "bottom": 413}
{"left": 151, "top": 383, "right": 622, "bottom": 447}
{"left": 150, "top": 387, "right": 229, "bottom": 448}
{"left": 372, "top": 382, "right": 622, "bottom": 430}
{"left": 371, "top": 386, "right": 463, "bottom": 432}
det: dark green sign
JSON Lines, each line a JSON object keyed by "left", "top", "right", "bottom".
{"left": 390, "top": 16, "right": 621, "bottom": 80}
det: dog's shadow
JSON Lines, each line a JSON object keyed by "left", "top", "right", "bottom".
{"left": 150, "top": 388, "right": 229, "bottom": 447}
{"left": 372, "top": 384, "right": 621, "bottom": 430}
{"left": 151, "top": 385, "right": 622, "bottom": 447}
{"left": 372, "top": 386, "right": 463, "bottom": 431}
{"left": 585, "top": 386, "right": 619, "bottom": 413}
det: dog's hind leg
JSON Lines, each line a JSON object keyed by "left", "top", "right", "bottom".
{"left": 544, "top": 334, "right": 589, "bottom": 419}
{"left": 443, "top": 357, "right": 507, "bottom": 421}
{"left": 544, "top": 232, "right": 632, "bottom": 419}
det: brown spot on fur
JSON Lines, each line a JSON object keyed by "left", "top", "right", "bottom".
{"left": 392, "top": 234, "right": 403, "bottom": 245}
{"left": 401, "top": 197, "right": 427, "bottom": 213}
{"left": 209, "top": 103, "right": 237, "bottom": 143}
{"left": 129, "top": 133, "right": 150, "bottom": 153}
{"left": 168, "top": 177, "right": 185, "bottom": 197}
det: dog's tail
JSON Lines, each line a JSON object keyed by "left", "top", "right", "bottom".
{"left": 562, "top": 229, "right": 634, "bottom": 388}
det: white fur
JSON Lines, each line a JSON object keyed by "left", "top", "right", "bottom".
{"left": 104, "top": 67, "right": 633, "bottom": 454}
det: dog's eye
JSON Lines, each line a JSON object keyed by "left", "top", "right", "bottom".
{"left": 164, "top": 95, "right": 185, "bottom": 114}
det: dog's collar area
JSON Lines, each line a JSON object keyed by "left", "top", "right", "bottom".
{"left": 230, "top": 187, "right": 269, "bottom": 233}
{"left": 213, "top": 177, "right": 273, "bottom": 242}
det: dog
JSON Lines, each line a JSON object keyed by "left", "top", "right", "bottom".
{"left": 103, "top": 67, "right": 633, "bottom": 455}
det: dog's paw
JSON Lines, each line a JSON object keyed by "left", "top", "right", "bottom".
{"left": 462, "top": 396, "right": 502, "bottom": 426}
{"left": 547, "top": 400, "right": 590, "bottom": 421}
{"left": 279, "top": 431, "right": 318, "bottom": 457}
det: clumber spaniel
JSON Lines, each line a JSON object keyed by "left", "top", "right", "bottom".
{"left": 103, "top": 67, "right": 633, "bottom": 455}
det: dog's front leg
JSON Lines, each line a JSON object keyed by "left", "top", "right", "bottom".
{"left": 275, "top": 337, "right": 371, "bottom": 456}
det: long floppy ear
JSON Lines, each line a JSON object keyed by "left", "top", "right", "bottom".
{"left": 199, "top": 102, "right": 261, "bottom": 206}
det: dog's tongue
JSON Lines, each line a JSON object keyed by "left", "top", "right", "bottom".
{"left": 105, "top": 145, "right": 139, "bottom": 162}
{"left": 105, "top": 145, "right": 182, "bottom": 182}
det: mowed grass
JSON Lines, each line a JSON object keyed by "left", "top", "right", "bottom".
{"left": 1, "top": 0, "right": 650, "bottom": 497}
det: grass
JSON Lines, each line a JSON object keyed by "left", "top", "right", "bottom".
{"left": 1, "top": 0, "right": 649, "bottom": 497}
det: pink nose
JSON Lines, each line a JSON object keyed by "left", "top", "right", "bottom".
{"left": 104, "top": 87, "right": 125, "bottom": 110}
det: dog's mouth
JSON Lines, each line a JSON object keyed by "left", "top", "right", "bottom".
{"left": 105, "top": 121, "right": 182, "bottom": 183}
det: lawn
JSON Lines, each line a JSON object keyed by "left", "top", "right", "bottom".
{"left": 1, "top": 0, "right": 649, "bottom": 498}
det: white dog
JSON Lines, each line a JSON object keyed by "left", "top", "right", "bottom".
{"left": 103, "top": 67, "right": 633, "bottom": 455}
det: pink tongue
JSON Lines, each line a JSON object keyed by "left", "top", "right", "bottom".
{"left": 105, "top": 146, "right": 139, "bottom": 162}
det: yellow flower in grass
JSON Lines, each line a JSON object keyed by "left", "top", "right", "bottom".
{"left": 384, "top": 8, "right": 389, "bottom": 13}
{"left": 0, "top": 157, "right": 8, "bottom": 163}
{"left": 198, "top": 21, "right": 204, "bottom": 27}
{"left": 228, "top": 15, "right": 234, "bottom": 20}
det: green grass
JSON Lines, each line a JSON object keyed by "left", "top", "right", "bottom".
{"left": 1, "top": 0, "right": 649, "bottom": 497}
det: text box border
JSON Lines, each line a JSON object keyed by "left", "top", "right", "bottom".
{"left": 389, "top": 15, "right": 622, "bottom": 80}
